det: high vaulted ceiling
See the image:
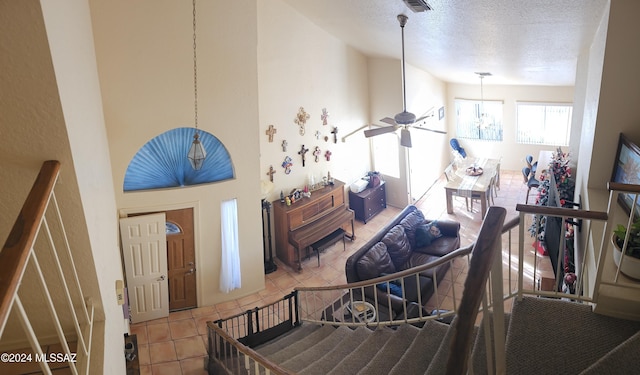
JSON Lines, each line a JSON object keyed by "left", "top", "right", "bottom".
{"left": 282, "top": 0, "right": 609, "bottom": 86}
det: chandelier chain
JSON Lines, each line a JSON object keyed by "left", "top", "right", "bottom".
{"left": 192, "top": 0, "right": 198, "bottom": 130}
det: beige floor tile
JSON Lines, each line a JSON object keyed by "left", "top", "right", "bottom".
{"left": 148, "top": 341, "right": 177, "bottom": 364}
{"left": 137, "top": 343, "right": 151, "bottom": 366}
{"left": 151, "top": 361, "right": 182, "bottom": 375}
{"left": 147, "top": 322, "right": 172, "bottom": 343}
{"left": 174, "top": 336, "right": 206, "bottom": 360}
{"left": 130, "top": 324, "right": 149, "bottom": 345}
{"left": 169, "top": 319, "right": 198, "bottom": 340}
{"left": 180, "top": 356, "right": 208, "bottom": 375}
{"left": 168, "top": 310, "right": 193, "bottom": 321}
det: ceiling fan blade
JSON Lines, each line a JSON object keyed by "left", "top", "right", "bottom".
{"left": 400, "top": 128, "right": 412, "bottom": 147}
{"left": 412, "top": 126, "right": 447, "bottom": 135}
{"left": 414, "top": 114, "right": 431, "bottom": 123}
{"left": 380, "top": 117, "right": 397, "bottom": 126}
{"left": 364, "top": 126, "right": 397, "bottom": 138}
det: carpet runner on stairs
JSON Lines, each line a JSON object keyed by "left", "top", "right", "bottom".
{"left": 357, "top": 324, "right": 420, "bottom": 375}
{"left": 246, "top": 297, "right": 640, "bottom": 375}
{"left": 506, "top": 297, "right": 640, "bottom": 374}
{"left": 388, "top": 319, "right": 450, "bottom": 375}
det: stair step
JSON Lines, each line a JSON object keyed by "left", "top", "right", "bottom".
{"left": 389, "top": 320, "right": 450, "bottom": 375}
{"left": 254, "top": 323, "right": 320, "bottom": 357}
{"left": 299, "top": 326, "right": 372, "bottom": 375}
{"left": 280, "top": 326, "right": 352, "bottom": 372}
{"left": 265, "top": 325, "right": 336, "bottom": 363}
{"left": 470, "top": 312, "right": 511, "bottom": 375}
{"left": 580, "top": 329, "right": 640, "bottom": 374}
{"left": 506, "top": 297, "right": 640, "bottom": 374}
{"left": 326, "top": 327, "right": 395, "bottom": 375}
{"left": 356, "top": 324, "right": 420, "bottom": 375}
{"left": 425, "top": 317, "right": 479, "bottom": 375}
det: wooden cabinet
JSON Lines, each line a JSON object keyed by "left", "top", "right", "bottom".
{"left": 349, "top": 182, "right": 386, "bottom": 223}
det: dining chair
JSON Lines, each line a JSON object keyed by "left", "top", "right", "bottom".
{"left": 493, "top": 159, "right": 501, "bottom": 197}
{"left": 522, "top": 166, "right": 540, "bottom": 204}
{"left": 444, "top": 163, "right": 471, "bottom": 211}
{"left": 469, "top": 175, "right": 494, "bottom": 212}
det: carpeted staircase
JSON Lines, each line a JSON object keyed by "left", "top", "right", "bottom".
{"left": 253, "top": 297, "right": 640, "bottom": 374}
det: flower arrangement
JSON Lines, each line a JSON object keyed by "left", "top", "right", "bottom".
{"left": 528, "top": 147, "right": 575, "bottom": 239}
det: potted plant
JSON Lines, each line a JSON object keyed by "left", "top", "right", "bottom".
{"left": 611, "top": 219, "right": 640, "bottom": 279}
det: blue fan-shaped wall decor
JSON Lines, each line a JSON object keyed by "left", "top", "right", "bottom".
{"left": 124, "top": 127, "right": 234, "bottom": 192}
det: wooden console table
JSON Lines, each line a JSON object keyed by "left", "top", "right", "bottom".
{"left": 273, "top": 180, "right": 354, "bottom": 271}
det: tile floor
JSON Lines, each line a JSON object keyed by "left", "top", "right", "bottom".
{"left": 0, "top": 169, "right": 551, "bottom": 375}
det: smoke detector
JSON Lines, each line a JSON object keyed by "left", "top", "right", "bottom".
{"left": 403, "top": 0, "right": 433, "bottom": 13}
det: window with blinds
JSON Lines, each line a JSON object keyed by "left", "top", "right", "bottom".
{"left": 455, "top": 99, "right": 503, "bottom": 141}
{"left": 516, "top": 102, "right": 572, "bottom": 146}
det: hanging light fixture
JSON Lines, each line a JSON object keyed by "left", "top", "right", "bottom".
{"left": 474, "top": 72, "right": 492, "bottom": 131}
{"left": 187, "top": 0, "right": 206, "bottom": 170}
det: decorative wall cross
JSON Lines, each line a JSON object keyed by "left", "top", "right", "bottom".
{"left": 321, "top": 108, "right": 329, "bottom": 125}
{"left": 324, "top": 150, "right": 332, "bottom": 161}
{"left": 294, "top": 107, "right": 310, "bottom": 135}
{"left": 313, "top": 146, "right": 321, "bottom": 162}
{"left": 281, "top": 139, "right": 288, "bottom": 152}
{"left": 315, "top": 130, "right": 321, "bottom": 140}
{"left": 266, "top": 165, "right": 276, "bottom": 182}
{"left": 331, "top": 127, "right": 338, "bottom": 144}
{"left": 265, "top": 125, "right": 277, "bottom": 142}
{"left": 282, "top": 156, "right": 293, "bottom": 174}
{"left": 298, "top": 144, "right": 309, "bottom": 167}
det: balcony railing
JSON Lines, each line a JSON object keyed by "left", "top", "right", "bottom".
{"left": 0, "top": 161, "right": 94, "bottom": 374}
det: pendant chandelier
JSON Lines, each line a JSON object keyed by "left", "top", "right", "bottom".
{"left": 187, "top": 0, "right": 207, "bottom": 170}
{"left": 475, "top": 72, "right": 492, "bottom": 130}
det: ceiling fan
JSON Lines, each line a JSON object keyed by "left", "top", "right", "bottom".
{"left": 364, "top": 14, "right": 446, "bottom": 148}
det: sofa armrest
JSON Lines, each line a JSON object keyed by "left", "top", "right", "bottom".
{"left": 427, "top": 219, "right": 460, "bottom": 238}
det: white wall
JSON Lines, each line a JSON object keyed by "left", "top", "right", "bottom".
{"left": 91, "top": 0, "right": 265, "bottom": 307}
{"left": 257, "top": 0, "right": 371, "bottom": 202}
{"left": 40, "top": 1, "right": 126, "bottom": 372}
{"left": 368, "top": 58, "right": 448, "bottom": 207}
{"left": 445, "top": 84, "right": 575, "bottom": 171}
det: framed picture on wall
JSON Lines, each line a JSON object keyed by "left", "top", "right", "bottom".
{"left": 438, "top": 106, "right": 445, "bottom": 120}
{"left": 611, "top": 133, "right": 640, "bottom": 217}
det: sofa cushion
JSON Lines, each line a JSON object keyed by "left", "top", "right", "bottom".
{"left": 403, "top": 252, "right": 442, "bottom": 279}
{"left": 356, "top": 242, "right": 396, "bottom": 280}
{"left": 400, "top": 210, "right": 426, "bottom": 247}
{"left": 415, "top": 236, "right": 460, "bottom": 257}
{"left": 414, "top": 221, "right": 443, "bottom": 248}
{"left": 381, "top": 225, "right": 413, "bottom": 269}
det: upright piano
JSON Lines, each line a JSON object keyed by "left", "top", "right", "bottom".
{"left": 272, "top": 180, "right": 355, "bottom": 271}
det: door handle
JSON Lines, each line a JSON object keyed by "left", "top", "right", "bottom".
{"left": 186, "top": 268, "right": 195, "bottom": 275}
{"left": 158, "top": 275, "right": 166, "bottom": 281}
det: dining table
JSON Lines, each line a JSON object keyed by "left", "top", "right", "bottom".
{"left": 444, "top": 157, "right": 501, "bottom": 218}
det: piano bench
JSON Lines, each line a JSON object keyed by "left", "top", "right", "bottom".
{"left": 310, "top": 228, "right": 346, "bottom": 267}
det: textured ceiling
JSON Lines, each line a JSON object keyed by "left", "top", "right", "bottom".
{"left": 281, "top": 0, "right": 609, "bottom": 85}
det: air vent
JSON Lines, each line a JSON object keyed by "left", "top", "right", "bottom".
{"left": 403, "top": 0, "right": 433, "bottom": 13}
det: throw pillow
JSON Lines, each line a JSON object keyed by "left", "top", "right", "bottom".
{"left": 381, "top": 225, "right": 413, "bottom": 269}
{"left": 356, "top": 242, "right": 396, "bottom": 280}
{"left": 414, "top": 221, "right": 443, "bottom": 248}
{"left": 400, "top": 210, "right": 426, "bottom": 247}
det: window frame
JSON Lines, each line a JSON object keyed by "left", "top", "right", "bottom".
{"left": 516, "top": 101, "right": 573, "bottom": 146}
{"left": 454, "top": 98, "right": 504, "bottom": 141}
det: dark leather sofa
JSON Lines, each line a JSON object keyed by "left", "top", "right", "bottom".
{"left": 345, "top": 205, "right": 461, "bottom": 317}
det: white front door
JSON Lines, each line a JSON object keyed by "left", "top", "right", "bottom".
{"left": 120, "top": 213, "right": 169, "bottom": 323}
